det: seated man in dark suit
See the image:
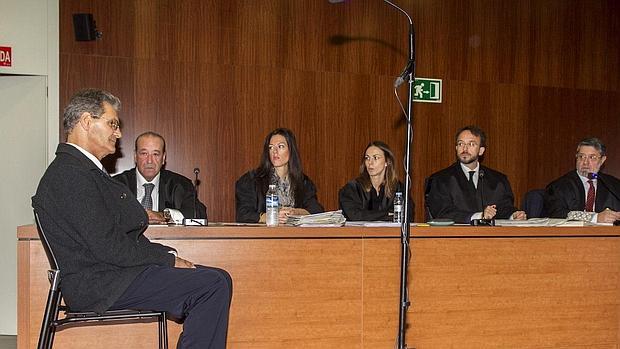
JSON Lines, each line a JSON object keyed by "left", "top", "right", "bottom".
{"left": 114, "top": 132, "right": 207, "bottom": 224}
{"left": 544, "top": 137, "right": 620, "bottom": 223}
{"left": 32, "top": 89, "right": 231, "bottom": 348}
{"left": 426, "top": 125, "right": 526, "bottom": 223}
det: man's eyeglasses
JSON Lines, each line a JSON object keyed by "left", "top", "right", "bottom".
{"left": 456, "top": 141, "right": 478, "bottom": 148}
{"left": 576, "top": 154, "right": 601, "bottom": 161}
{"left": 91, "top": 114, "right": 120, "bottom": 131}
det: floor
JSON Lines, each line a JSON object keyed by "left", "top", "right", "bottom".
{"left": 0, "top": 335, "right": 16, "bottom": 349}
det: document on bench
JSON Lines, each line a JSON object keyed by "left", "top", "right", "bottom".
{"left": 345, "top": 221, "right": 401, "bottom": 227}
{"left": 286, "top": 210, "right": 346, "bottom": 227}
{"left": 494, "top": 218, "right": 611, "bottom": 227}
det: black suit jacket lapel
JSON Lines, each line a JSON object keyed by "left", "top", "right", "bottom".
{"left": 59, "top": 144, "right": 115, "bottom": 184}
{"left": 158, "top": 170, "right": 169, "bottom": 211}
{"left": 453, "top": 163, "right": 481, "bottom": 211}
{"left": 569, "top": 171, "right": 586, "bottom": 211}
{"left": 477, "top": 166, "right": 496, "bottom": 209}
{"left": 595, "top": 178, "right": 609, "bottom": 210}
{"left": 127, "top": 169, "right": 138, "bottom": 196}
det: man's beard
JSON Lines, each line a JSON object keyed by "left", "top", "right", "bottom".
{"left": 577, "top": 167, "right": 594, "bottom": 177}
{"left": 458, "top": 153, "right": 478, "bottom": 165}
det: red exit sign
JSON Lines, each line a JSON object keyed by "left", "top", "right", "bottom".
{"left": 0, "top": 46, "right": 12, "bottom": 67}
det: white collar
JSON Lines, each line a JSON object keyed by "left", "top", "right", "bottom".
{"left": 459, "top": 162, "right": 479, "bottom": 176}
{"left": 136, "top": 168, "right": 161, "bottom": 187}
{"left": 66, "top": 143, "right": 104, "bottom": 171}
{"left": 576, "top": 170, "right": 596, "bottom": 184}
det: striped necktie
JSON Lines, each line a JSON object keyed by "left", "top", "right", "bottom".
{"left": 585, "top": 180, "right": 595, "bottom": 212}
{"left": 141, "top": 183, "right": 155, "bottom": 210}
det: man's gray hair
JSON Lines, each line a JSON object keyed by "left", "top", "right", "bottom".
{"left": 63, "top": 89, "right": 121, "bottom": 135}
{"left": 135, "top": 131, "right": 166, "bottom": 153}
{"left": 577, "top": 137, "right": 606, "bottom": 157}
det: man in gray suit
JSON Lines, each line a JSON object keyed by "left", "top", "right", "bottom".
{"left": 32, "top": 89, "right": 231, "bottom": 348}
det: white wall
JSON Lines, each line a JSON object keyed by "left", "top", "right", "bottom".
{"left": 0, "top": 0, "right": 59, "bottom": 335}
{"left": 0, "top": 0, "right": 47, "bottom": 75}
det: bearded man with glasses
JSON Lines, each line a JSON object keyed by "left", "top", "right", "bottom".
{"left": 425, "top": 125, "right": 525, "bottom": 224}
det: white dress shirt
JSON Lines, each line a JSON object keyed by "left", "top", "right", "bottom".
{"left": 136, "top": 170, "right": 161, "bottom": 212}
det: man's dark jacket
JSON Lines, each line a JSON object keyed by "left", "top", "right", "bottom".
{"left": 544, "top": 170, "right": 620, "bottom": 218}
{"left": 426, "top": 162, "right": 518, "bottom": 223}
{"left": 114, "top": 168, "right": 207, "bottom": 219}
{"left": 32, "top": 144, "right": 175, "bottom": 313}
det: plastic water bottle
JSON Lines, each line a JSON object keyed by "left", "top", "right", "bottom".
{"left": 393, "top": 192, "right": 403, "bottom": 224}
{"left": 266, "top": 184, "right": 279, "bottom": 227}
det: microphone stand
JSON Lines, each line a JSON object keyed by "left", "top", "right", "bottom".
{"left": 329, "top": 1, "right": 415, "bottom": 346}
{"left": 472, "top": 169, "right": 495, "bottom": 226}
{"left": 383, "top": 1, "right": 415, "bottom": 348}
{"left": 183, "top": 167, "right": 207, "bottom": 226}
{"left": 588, "top": 172, "right": 620, "bottom": 225}
{"left": 193, "top": 168, "right": 199, "bottom": 219}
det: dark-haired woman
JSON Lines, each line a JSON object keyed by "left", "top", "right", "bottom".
{"left": 235, "top": 128, "right": 324, "bottom": 223}
{"left": 339, "top": 141, "right": 412, "bottom": 221}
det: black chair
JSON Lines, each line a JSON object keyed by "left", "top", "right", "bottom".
{"left": 34, "top": 212, "right": 169, "bottom": 349}
{"left": 522, "top": 189, "right": 547, "bottom": 218}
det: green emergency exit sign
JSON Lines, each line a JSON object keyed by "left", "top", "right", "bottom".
{"left": 413, "top": 78, "right": 442, "bottom": 103}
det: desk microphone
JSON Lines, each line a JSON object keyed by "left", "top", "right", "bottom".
{"left": 184, "top": 167, "right": 206, "bottom": 226}
{"left": 588, "top": 172, "right": 620, "bottom": 225}
{"left": 193, "top": 168, "right": 200, "bottom": 219}
{"left": 479, "top": 169, "right": 485, "bottom": 210}
{"left": 588, "top": 172, "right": 620, "bottom": 202}
{"left": 472, "top": 169, "right": 494, "bottom": 226}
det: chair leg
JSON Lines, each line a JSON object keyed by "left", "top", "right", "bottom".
{"left": 38, "top": 288, "right": 61, "bottom": 349}
{"left": 159, "top": 312, "right": 168, "bottom": 349}
{"left": 46, "top": 327, "right": 56, "bottom": 349}
{"left": 158, "top": 314, "right": 163, "bottom": 349}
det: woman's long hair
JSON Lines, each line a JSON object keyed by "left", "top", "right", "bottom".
{"left": 356, "top": 141, "right": 399, "bottom": 198}
{"left": 255, "top": 128, "right": 305, "bottom": 204}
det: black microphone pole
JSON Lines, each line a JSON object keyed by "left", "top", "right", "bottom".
{"left": 382, "top": 1, "right": 415, "bottom": 348}
{"left": 479, "top": 169, "right": 485, "bottom": 213}
{"left": 193, "top": 167, "right": 200, "bottom": 219}
{"left": 328, "top": 1, "right": 415, "bottom": 347}
{"left": 474, "top": 169, "right": 494, "bottom": 226}
{"left": 588, "top": 172, "right": 620, "bottom": 202}
{"left": 588, "top": 172, "right": 620, "bottom": 225}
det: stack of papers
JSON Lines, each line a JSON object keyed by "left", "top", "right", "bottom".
{"left": 345, "top": 221, "right": 400, "bottom": 227}
{"left": 494, "top": 218, "right": 604, "bottom": 227}
{"left": 494, "top": 218, "right": 551, "bottom": 227}
{"left": 286, "top": 210, "right": 346, "bottom": 227}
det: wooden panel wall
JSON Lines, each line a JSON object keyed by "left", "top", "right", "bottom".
{"left": 59, "top": 0, "right": 620, "bottom": 222}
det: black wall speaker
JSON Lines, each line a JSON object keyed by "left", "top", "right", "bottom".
{"left": 72, "top": 13, "right": 99, "bottom": 41}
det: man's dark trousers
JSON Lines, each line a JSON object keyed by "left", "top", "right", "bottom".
{"left": 111, "top": 265, "right": 232, "bottom": 349}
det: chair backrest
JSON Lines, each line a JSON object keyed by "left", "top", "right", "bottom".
{"left": 522, "top": 189, "right": 547, "bottom": 218}
{"left": 34, "top": 211, "right": 60, "bottom": 271}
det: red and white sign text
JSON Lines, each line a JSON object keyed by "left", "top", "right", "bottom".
{"left": 0, "top": 47, "right": 13, "bottom": 67}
